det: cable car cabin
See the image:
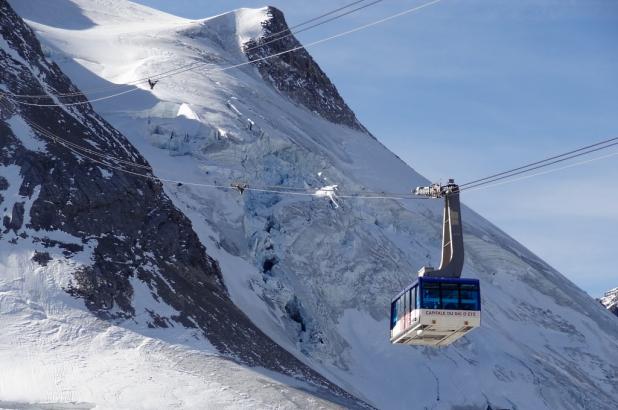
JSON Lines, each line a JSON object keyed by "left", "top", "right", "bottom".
{"left": 390, "top": 277, "right": 481, "bottom": 347}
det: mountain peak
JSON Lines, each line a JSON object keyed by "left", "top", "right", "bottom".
{"left": 234, "top": 6, "right": 270, "bottom": 44}
{"left": 239, "top": 6, "right": 370, "bottom": 134}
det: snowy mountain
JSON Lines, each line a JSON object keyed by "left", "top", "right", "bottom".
{"left": 601, "top": 288, "right": 618, "bottom": 317}
{"left": 0, "top": 1, "right": 368, "bottom": 408}
{"left": 4, "top": 0, "right": 618, "bottom": 409}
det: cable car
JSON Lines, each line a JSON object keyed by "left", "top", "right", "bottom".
{"left": 390, "top": 179, "right": 481, "bottom": 347}
{"left": 390, "top": 277, "right": 481, "bottom": 346}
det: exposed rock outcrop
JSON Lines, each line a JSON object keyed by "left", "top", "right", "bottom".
{"left": 243, "top": 7, "right": 370, "bottom": 134}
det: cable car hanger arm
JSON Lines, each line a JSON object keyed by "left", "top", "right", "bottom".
{"left": 413, "top": 179, "right": 464, "bottom": 279}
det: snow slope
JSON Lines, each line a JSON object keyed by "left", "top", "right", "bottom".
{"left": 0, "top": 1, "right": 367, "bottom": 408}
{"left": 0, "top": 241, "right": 352, "bottom": 410}
{"left": 7, "top": 0, "right": 618, "bottom": 409}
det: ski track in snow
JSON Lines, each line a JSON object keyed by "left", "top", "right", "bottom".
{"left": 3, "top": 0, "right": 618, "bottom": 408}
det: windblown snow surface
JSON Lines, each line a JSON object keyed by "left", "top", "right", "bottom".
{"left": 5, "top": 0, "right": 618, "bottom": 408}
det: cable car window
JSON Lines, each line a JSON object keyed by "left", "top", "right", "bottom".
{"left": 421, "top": 282, "right": 440, "bottom": 309}
{"left": 406, "top": 290, "right": 410, "bottom": 314}
{"left": 460, "top": 283, "right": 479, "bottom": 311}
{"left": 407, "top": 289, "right": 411, "bottom": 314}
{"left": 391, "top": 299, "right": 398, "bottom": 329}
{"left": 440, "top": 283, "right": 459, "bottom": 309}
{"left": 410, "top": 286, "right": 416, "bottom": 311}
{"left": 408, "top": 288, "right": 412, "bottom": 311}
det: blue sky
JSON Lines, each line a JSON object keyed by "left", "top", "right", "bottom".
{"left": 135, "top": 0, "right": 617, "bottom": 297}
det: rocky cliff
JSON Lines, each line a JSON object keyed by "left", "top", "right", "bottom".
{"left": 243, "top": 7, "right": 370, "bottom": 134}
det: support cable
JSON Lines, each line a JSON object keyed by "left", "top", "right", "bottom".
{"left": 460, "top": 140, "right": 618, "bottom": 191}
{"left": 460, "top": 136, "right": 618, "bottom": 187}
{"left": 24, "top": 116, "right": 427, "bottom": 201}
{"left": 21, "top": 110, "right": 618, "bottom": 199}
{"left": 462, "top": 149, "right": 618, "bottom": 193}
{"left": 4, "top": 0, "right": 443, "bottom": 107}
{"left": 2, "top": 0, "right": 384, "bottom": 100}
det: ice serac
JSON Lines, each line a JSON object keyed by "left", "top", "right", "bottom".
{"left": 600, "top": 288, "right": 618, "bottom": 317}
{"left": 8, "top": 0, "right": 618, "bottom": 409}
{"left": 241, "top": 7, "right": 370, "bottom": 134}
{"left": 0, "top": 1, "right": 369, "bottom": 408}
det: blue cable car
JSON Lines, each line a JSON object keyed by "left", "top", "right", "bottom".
{"left": 390, "top": 277, "right": 481, "bottom": 346}
{"left": 390, "top": 180, "right": 481, "bottom": 346}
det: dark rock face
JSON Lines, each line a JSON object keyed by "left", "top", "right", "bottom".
{"left": 243, "top": 7, "right": 371, "bottom": 135}
{"left": 0, "top": 1, "right": 369, "bottom": 406}
{"left": 32, "top": 251, "right": 51, "bottom": 266}
{"left": 3, "top": 201, "right": 23, "bottom": 232}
